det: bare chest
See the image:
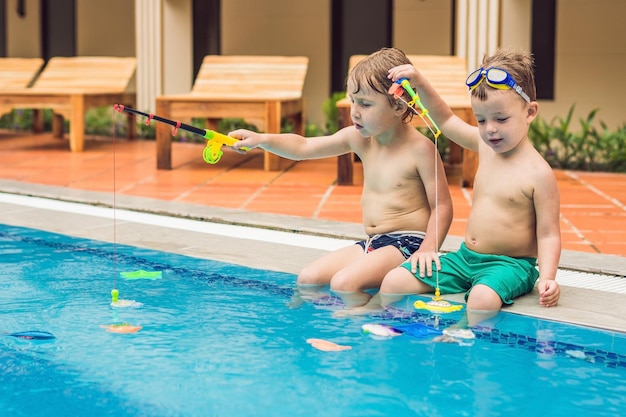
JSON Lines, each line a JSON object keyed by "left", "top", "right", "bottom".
{"left": 473, "top": 164, "right": 534, "bottom": 209}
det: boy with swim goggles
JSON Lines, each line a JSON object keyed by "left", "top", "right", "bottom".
{"left": 383, "top": 48, "right": 561, "bottom": 318}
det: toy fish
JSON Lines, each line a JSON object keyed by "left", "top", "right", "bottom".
{"left": 362, "top": 324, "right": 402, "bottom": 338}
{"left": 6, "top": 331, "right": 56, "bottom": 340}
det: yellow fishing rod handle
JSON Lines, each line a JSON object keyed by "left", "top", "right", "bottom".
{"left": 202, "top": 130, "right": 249, "bottom": 164}
{"left": 204, "top": 129, "right": 250, "bottom": 150}
{"left": 204, "top": 129, "right": 238, "bottom": 146}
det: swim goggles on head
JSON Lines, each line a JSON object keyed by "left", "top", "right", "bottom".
{"left": 465, "top": 67, "right": 531, "bottom": 103}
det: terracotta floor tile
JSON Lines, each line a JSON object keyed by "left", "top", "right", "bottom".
{"left": 180, "top": 184, "right": 262, "bottom": 208}
{"left": 1, "top": 131, "right": 625, "bottom": 258}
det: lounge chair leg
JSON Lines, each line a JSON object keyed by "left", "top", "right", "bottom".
{"left": 52, "top": 114, "right": 64, "bottom": 138}
{"left": 156, "top": 99, "right": 172, "bottom": 169}
{"left": 32, "top": 109, "right": 44, "bottom": 133}
{"left": 68, "top": 94, "right": 85, "bottom": 152}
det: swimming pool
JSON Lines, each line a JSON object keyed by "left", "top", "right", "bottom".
{"left": 2, "top": 224, "right": 626, "bottom": 417}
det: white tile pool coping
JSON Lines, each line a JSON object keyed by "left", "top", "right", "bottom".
{"left": 0, "top": 185, "right": 625, "bottom": 334}
{"left": 0, "top": 193, "right": 352, "bottom": 252}
{"left": 1, "top": 191, "right": 624, "bottom": 291}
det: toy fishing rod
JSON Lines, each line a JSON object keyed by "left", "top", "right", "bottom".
{"left": 388, "top": 79, "right": 462, "bottom": 314}
{"left": 113, "top": 104, "right": 248, "bottom": 164}
{"left": 388, "top": 78, "right": 441, "bottom": 139}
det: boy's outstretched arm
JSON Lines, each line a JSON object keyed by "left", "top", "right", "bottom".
{"left": 230, "top": 128, "right": 352, "bottom": 160}
{"left": 388, "top": 64, "right": 479, "bottom": 152}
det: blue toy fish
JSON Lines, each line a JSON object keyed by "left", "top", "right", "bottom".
{"left": 7, "top": 331, "right": 56, "bottom": 340}
{"left": 391, "top": 323, "right": 442, "bottom": 339}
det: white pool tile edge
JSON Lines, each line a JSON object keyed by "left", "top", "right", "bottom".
{"left": 2, "top": 191, "right": 625, "bottom": 295}
{"left": 0, "top": 192, "right": 353, "bottom": 252}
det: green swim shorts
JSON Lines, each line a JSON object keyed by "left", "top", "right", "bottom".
{"left": 400, "top": 242, "right": 539, "bottom": 304}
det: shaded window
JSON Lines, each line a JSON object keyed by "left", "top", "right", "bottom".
{"left": 41, "top": 0, "right": 76, "bottom": 59}
{"left": 531, "top": 0, "right": 556, "bottom": 100}
{"left": 0, "top": 0, "right": 5, "bottom": 56}
{"left": 193, "top": 0, "right": 221, "bottom": 79}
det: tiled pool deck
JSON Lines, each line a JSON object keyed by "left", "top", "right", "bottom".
{"left": 0, "top": 132, "right": 625, "bottom": 333}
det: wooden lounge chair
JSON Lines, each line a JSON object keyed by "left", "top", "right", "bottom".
{"left": 336, "top": 54, "right": 478, "bottom": 187}
{"left": 155, "top": 55, "right": 308, "bottom": 170}
{"left": 0, "top": 56, "right": 137, "bottom": 151}
{"left": 0, "top": 57, "right": 44, "bottom": 90}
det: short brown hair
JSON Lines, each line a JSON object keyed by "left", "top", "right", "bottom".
{"left": 348, "top": 47, "right": 414, "bottom": 121}
{"left": 471, "top": 48, "right": 537, "bottom": 102}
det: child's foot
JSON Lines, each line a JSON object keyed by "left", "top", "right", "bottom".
{"left": 332, "top": 303, "right": 384, "bottom": 318}
{"left": 434, "top": 328, "right": 476, "bottom": 346}
{"left": 332, "top": 293, "right": 383, "bottom": 318}
{"left": 287, "top": 286, "right": 333, "bottom": 309}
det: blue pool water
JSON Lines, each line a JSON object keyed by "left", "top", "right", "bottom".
{"left": 1, "top": 224, "right": 626, "bottom": 417}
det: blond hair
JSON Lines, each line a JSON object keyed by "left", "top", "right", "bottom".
{"left": 348, "top": 47, "right": 414, "bottom": 122}
{"left": 471, "top": 48, "right": 537, "bottom": 102}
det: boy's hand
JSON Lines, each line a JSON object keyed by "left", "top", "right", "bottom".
{"left": 229, "top": 129, "right": 261, "bottom": 152}
{"left": 537, "top": 279, "right": 560, "bottom": 307}
{"left": 387, "top": 64, "right": 420, "bottom": 85}
{"left": 407, "top": 250, "right": 441, "bottom": 278}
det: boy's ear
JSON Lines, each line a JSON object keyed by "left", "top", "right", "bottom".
{"left": 526, "top": 101, "right": 539, "bottom": 122}
{"left": 393, "top": 98, "right": 407, "bottom": 115}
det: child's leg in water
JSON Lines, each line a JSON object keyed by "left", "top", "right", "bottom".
{"left": 296, "top": 283, "right": 327, "bottom": 300}
{"left": 332, "top": 293, "right": 385, "bottom": 317}
{"left": 331, "top": 289, "right": 372, "bottom": 308}
{"left": 288, "top": 283, "right": 328, "bottom": 308}
{"left": 379, "top": 292, "right": 409, "bottom": 307}
{"left": 329, "top": 245, "right": 407, "bottom": 308}
{"left": 292, "top": 244, "right": 367, "bottom": 307}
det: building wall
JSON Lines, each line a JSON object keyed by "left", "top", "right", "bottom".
{"left": 544, "top": 0, "right": 625, "bottom": 130}
{"left": 500, "top": 0, "right": 625, "bottom": 130}
{"left": 221, "top": 0, "right": 452, "bottom": 126}
{"left": 76, "top": 0, "right": 135, "bottom": 57}
{"left": 394, "top": 0, "right": 452, "bottom": 55}
{"left": 161, "top": 0, "right": 193, "bottom": 95}
{"left": 75, "top": 1, "right": 137, "bottom": 95}
{"left": 5, "top": 0, "right": 40, "bottom": 57}
{"left": 4, "top": 0, "right": 135, "bottom": 58}
{"left": 3, "top": 0, "right": 624, "bottom": 130}
{"left": 499, "top": 0, "right": 531, "bottom": 51}
{"left": 221, "top": 0, "right": 331, "bottom": 126}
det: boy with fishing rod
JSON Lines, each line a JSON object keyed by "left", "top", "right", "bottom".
{"left": 230, "top": 48, "right": 453, "bottom": 309}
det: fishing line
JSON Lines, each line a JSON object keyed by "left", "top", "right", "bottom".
{"left": 389, "top": 78, "right": 463, "bottom": 313}
{"left": 111, "top": 109, "right": 118, "bottom": 304}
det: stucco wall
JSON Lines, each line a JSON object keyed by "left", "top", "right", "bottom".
{"left": 222, "top": 0, "right": 331, "bottom": 127}
{"left": 4, "top": 0, "right": 624, "bottom": 130}
{"left": 5, "top": 0, "right": 41, "bottom": 57}
{"left": 221, "top": 0, "right": 453, "bottom": 127}
{"left": 4, "top": 1, "right": 135, "bottom": 60}
{"left": 500, "top": 0, "right": 625, "bottom": 130}
{"left": 544, "top": 0, "right": 625, "bottom": 130}
{"left": 394, "top": 0, "right": 452, "bottom": 55}
{"left": 76, "top": 0, "right": 135, "bottom": 57}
